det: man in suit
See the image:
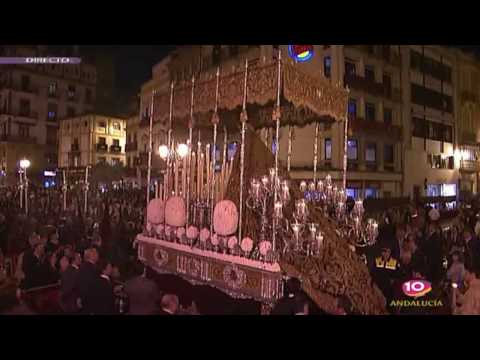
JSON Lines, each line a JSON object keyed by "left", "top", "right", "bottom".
{"left": 89, "top": 259, "right": 116, "bottom": 315}
{"left": 271, "top": 277, "right": 303, "bottom": 315}
{"left": 77, "top": 247, "right": 100, "bottom": 314}
{"left": 124, "top": 263, "right": 161, "bottom": 315}
{"left": 464, "top": 228, "right": 480, "bottom": 269}
{"left": 60, "top": 252, "right": 82, "bottom": 314}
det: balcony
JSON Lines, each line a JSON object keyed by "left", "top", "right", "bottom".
{"left": 460, "top": 160, "right": 480, "bottom": 172}
{"left": 0, "top": 109, "right": 38, "bottom": 122}
{"left": 110, "top": 145, "right": 122, "bottom": 153}
{"left": 348, "top": 116, "right": 403, "bottom": 142}
{"left": 0, "top": 134, "right": 37, "bottom": 144}
{"left": 125, "top": 142, "right": 138, "bottom": 152}
{"left": 344, "top": 74, "right": 401, "bottom": 102}
{"left": 96, "top": 143, "right": 108, "bottom": 152}
{"left": 461, "top": 90, "right": 477, "bottom": 104}
{"left": 462, "top": 132, "right": 477, "bottom": 145}
{"left": 349, "top": 45, "right": 402, "bottom": 67}
{"left": 0, "top": 83, "right": 38, "bottom": 95}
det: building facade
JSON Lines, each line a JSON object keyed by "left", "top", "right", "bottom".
{"left": 58, "top": 114, "right": 126, "bottom": 169}
{"left": 0, "top": 45, "right": 96, "bottom": 184}
{"left": 129, "top": 45, "right": 480, "bottom": 201}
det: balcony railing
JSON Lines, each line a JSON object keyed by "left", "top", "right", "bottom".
{"left": 0, "top": 83, "right": 38, "bottom": 94}
{"left": 110, "top": 145, "right": 122, "bottom": 153}
{"left": 344, "top": 74, "right": 401, "bottom": 101}
{"left": 0, "top": 134, "right": 37, "bottom": 144}
{"left": 96, "top": 143, "right": 108, "bottom": 152}
{"left": 349, "top": 45, "right": 402, "bottom": 67}
{"left": 348, "top": 116, "right": 403, "bottom": 142}
{"left": 0, "top": 109, "right": 38, "bottom": 120}
{"left": 125, "top": 142, "right": 138, "bottom": 152}
{"left": 460, "top": 160, "right": 480, "bottom": 172}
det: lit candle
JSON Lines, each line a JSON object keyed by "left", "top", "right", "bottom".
{"left": 155, "top": 181, "right": 159, "bottom": 199}
{"left": 191, "top": 151, "right": 196, "bottom": 199}
{"left": 274, "top": 201, "right": 283, "bottom": 219}
{"left": 261, "top": 175, "right": 269, "bottom": 188}
{"left": 251, "top": 179, "right": 261, "bottom": 200}
{"left": 317, "top": 180, "right": 324, "bottom": 193}
{"left": 308, "top": 181, "right": 316, "bottom": 192}
{"left": 182, "top": 155, "right": 187, "bottom": 198}
{"left": 281, "top": 183, "right": 290, "bottom": 203}
{"left": 200, "top": 152, "right": 204, "bottom": 201}
{"left": 206, "top": 144, "right": 210, "bottom": 203}
{"left": 316, "top": 231, "right": 324, "bottom": 249}
{"left": 269, "top": 167, "right": 276, "bottom": 185}
{"left": 309, "top": 223, "right": 317, "bottom": 240}
{"left": 174, "top": 158, "right": 179, "bottom": 195}
{"left": 325, "top": 174, "right": 332, "bottom": 186}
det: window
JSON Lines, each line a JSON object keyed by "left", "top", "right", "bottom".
{"left": 325, "top": 138, "right": 332, "bottom": 160}
{"left": 345, "top": 61, "right": 356, "bottom": 76}
{"left": 347, "top": 139, "right": 358, "bottom": 160}
{"left": 18, "top": 124, "right": 29, "bottom": 138}
{"left": 113, "top": 122, "right": 121, "bottom": 131}
{"left": 229, "top": 46, "right": 239, "bottom": 57}
{"left": 346, "top": 188, "right": 361, "bottom": 199}
{"left": 384, "top": 108, "right": 392, "bottom": 126}
{"left": 47, "top": 103, "right": 57, "bottom": 121}
{"left": 97, "top": 157, "right": 106, "bottom": 164}
{"left": 365, "top": 188, "right": 377, "bottom": 199}
{"left": 19, "top": 99, "right": 30, "bottom": 116}
{"left": 366, "top": 45, "right": 375, "bottom": 55}
{"left": 323, "top": 56, "right": 331, "bottom": 78}
{"left": 212, "top": 45, "right": 221, "bottom": 66}
{"left": 48, "top": 82, "right": 57, "bottom": 97}
{"left": 111, "top": 158, "right": 121, "bottom": 166}
{"left": 98, "top": 137, "right": 106, "bottom": 145}
{"left": 384, "top": 144, "right": 394, "bottom": 163}
{"left": 365, "top": 65, "right": 375, "bottom": 82}
{"left": 98, "top": 121, "right": 106, "bottom": 128}
{"left": 85, "top": 88, "right": 92, "bottom": 104}
{"left": 73, "top": 137, "right": 79, "bottom": 146}
{"left": 67, "top": 85, "right": 76, "bottom": 100}
{"left": 411, "top": 83, "right": 453, "bottom": 113}
{"left": 348, "top": 99, "right": 357, "bottom": 118}
{"left": 365, "top": 102, "right": 376, "bottom": 121}
{"left": 383, "top": 73, "right": 392, "bottom": 96}
{"left": 365, "top": 143, "right": 376, "bottom": 163}
{"left": 67, "top": 107, "right": 75, "bottom": 117}
{"left": 381, "top": 45, "right": 391, "bottom": 61}
{"left": 113, "top": 139, "right": 120, "bottom": 146}
{"left": 21, "top": 75, "right": 30, "bottom": 91}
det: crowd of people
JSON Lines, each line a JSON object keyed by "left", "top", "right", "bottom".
{"left": 362, "top": 203, "right": 480, "bottom": 315}
{"left": 0, "top": 184, "right": 198, "bottom": 315}
{"left": 2, "top": 181, "right": 480, "bottom": 315}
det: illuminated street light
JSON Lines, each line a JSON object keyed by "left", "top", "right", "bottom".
{"left": 159, "top": 145, "right": 169, "bottom": 160}
{"left": 20, "top": 159, "right": 31, "bottom": 169}
{"left": 176, "top": 143, "right": 189, "bottom": 158}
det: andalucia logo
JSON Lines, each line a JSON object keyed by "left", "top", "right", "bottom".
{"left": 390, "top": 280, "right": 443, "bottom": 308}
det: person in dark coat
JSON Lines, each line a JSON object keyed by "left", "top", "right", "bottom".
{"left": 422, "top": 223, "right": 444, "bottom": 285}
{"left": 77, "top": 247, "right": 100, "bottom": 314}
{"left": 271, "top": 278, "right": 303, "bottom": 315}
{"left": 124, "top": 263, "right": 160, "bottom": 315}
{"left": 464, "top": 228, "right": 480, "bottom": 270}
{"left": 89, "top": 259, "right": 116, "bottom": 315}
{"left": 21, "top": 243, "right": 51, "bottom": 290}
{"left": 60, "top": 252, "right": 82, "bottom": 313}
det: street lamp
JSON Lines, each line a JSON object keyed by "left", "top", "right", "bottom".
{"left": 158, "top": 145, "right": 169, "bottom": 160}
{"left": 19, "top": 158, "right": 31, "bottom": 215}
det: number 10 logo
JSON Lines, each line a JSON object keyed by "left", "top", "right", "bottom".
{"left": 402, "top": 280, "right": 432, "bottom": 298}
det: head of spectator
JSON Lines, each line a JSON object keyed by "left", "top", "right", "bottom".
{"left": 28, "top": 232, "right": 40, "bottom": 248}
{"left": 381, "top": 247, "right": 392, "bottom": 261}
{"left": 284, "top": 277, "right": 302, "bottom": 298}
{"left": 40, "top": 233, "right": 48, "bottom": 246}
{"left": 59, "top": 255, "right": 70, "bottom": 273}
{"left": 464, "top": 228, "right": 474, "bottom": 243}
{"left": 84, "top": 247, "right": 99, "bottom": 265}
{"left": 72, "top": 252, "right": 82, "bottom": 269}
{"left": 160, "top": 294, "right": 179, "bottom": 315}
{"left": 98, "top": 259, "right": 113, "bottom": 278}
{"left": 464, "top": 260, "right": 480, "bottom": 288}
{"left": 452, "top": 251, "right": 464, "bottom": 265}
{"left": 49, "top": 232, "right": 59, "bottom": 246}
{"left": 33, "top": 243, "right": 45, "bottom": 260}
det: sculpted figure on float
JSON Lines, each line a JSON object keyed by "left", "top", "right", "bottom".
{"left": 213, "top": 200, "right": 239, "bottom": 236}
{"left": 165, "top": 196, "right": 187, "bottom": 227}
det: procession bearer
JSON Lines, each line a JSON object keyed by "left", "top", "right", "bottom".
{"left": 373, "top": 247, "right": 400, "bottom": 308}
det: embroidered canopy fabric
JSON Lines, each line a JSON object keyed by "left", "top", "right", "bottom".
{"left": 152, "top": 61, "right": 348, "bottom": 127}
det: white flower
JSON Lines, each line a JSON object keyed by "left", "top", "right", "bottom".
{"left": 259, "top": 241, "right": 272, "bottom": 256}
{"left": 186, "top": 226, "right": 199, "bottom": 239}
{"left": 165, "top": 226, "right": 171, "bottom": 237}
{"left": 211, "top": 233, "right": 219, "bottom": 246}
{"left": 228, "top": 236, "right": 238, "bottom": 249}
{"left": 176, "top": 227, "right": 186, "bottom": 239}
{"left": 199, "top": 228, "right": 210, "bottom": 243}
{"left": 241, "top": 237, "right": 254, "bottom": 253}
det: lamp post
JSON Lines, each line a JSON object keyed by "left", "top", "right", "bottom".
{"left": 19, "top": 159, "right": 31, "bottom": 215}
